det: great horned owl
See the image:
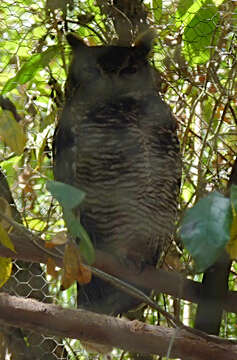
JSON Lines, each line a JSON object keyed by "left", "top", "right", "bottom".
{"left": 53, "top": 33, "right": 181, "bottom": 315}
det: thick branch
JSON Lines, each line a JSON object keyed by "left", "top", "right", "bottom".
{"left": 0, "top": 293, "right": 236, "bottom": 360}
{"left": 0, "top": 231, "right": 237, "bottom": 314}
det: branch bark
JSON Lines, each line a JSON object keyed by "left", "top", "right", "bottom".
{"left": 0, "top": 292, "right": 236, "bottom": 360}
{"left": 0, "top": 230, "right": 237, "bottom": 314}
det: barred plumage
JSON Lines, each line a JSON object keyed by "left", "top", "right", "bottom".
{"left": 53, "top": 33, "right": 181, "bottom": 315}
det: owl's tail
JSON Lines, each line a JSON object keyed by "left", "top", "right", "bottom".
{"left": 77, "top": 276, "right": 146, "bottom": 316}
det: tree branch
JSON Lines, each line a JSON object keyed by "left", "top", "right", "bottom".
{"left": 1, "top": 230, "right": 237, "bottom": 314}
{"left": 0, "top": 292, "right": 236, "bottom": 360}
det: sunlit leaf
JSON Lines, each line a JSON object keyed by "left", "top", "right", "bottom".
{"left": 24, "top": 217, "right": 46, "bottom": 232}
{"left": 230, "top": 185, "right": 237, "bottom": 213}
{"left": 227, "top": 212, "right": 237, "bottom": 259}
{"left": 0, "top": 110, "right": 26, "bottom": 155}
{"left": 0, "top": 197, "right": 12, "bottom": 231}
{"left": 181, "top": 183, "right": 195, "bottom": 203}
{"left": 2, "top": 46, "right": 58, "bottom": 95}
{"left": 180, "top": 191, "right": 232, "bottom": 272}
{"left": 176, "top": 0, "right": 224, "bottom": 64}
{"left": 182, "top": 0, "right": 220, "bottom": 64}
{"left": 176, "top": 0, "right": 203, "bottom": 27}
{"left": 152, "top": 0, "right": 162, "bottom": 22}
{"left": 213, "top": 0, "right": 225, "bottom": 5}
{"left": 176, "top": 0, "right": 195, "bottom": 20}
{"left": 0, "top": 222, "right": 15, "bottom": 253}
{"left": 227, "top": 185, "right": 237, "bottom": 259}
{"left": 0, "top": 156, "right": 22, "bottom": 187}
{"left": 176, "top": 0, "right": 224, "bottom": 27}
{"left": 0, "top": 257, "right": 12, "bottom": 288}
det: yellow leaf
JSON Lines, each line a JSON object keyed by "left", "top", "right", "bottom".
{"left": 226, "top": 205, "right": 237, "bottom": 259}
{"left": 0, "top": 257, "right": 12, "bottom": 288}
{"left": 61, "top": 243, "right": 81, "bottom": 290}
{"left": 0, "top": 222, "right": 15, "bottom": 252}
{"left": 0, "top": 109, "right": 26, "bottom": 155}
{"left": 0, "top": 197, "right": 12, "bottom": 230}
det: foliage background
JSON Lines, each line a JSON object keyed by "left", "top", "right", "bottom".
{"left": 0, "top": 0, "right": 237, "bottom": 359}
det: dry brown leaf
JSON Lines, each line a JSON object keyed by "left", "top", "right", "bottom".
{"left": 61, "top": 271, "right": 75, "bottom": 290}
{"left": 46, "top": 257, "right": 58, "bottom": 278}
{"left": 45, "top": 241, "right": 55, "bottom": 249}
{"left": 77, "top": 263, "right": 92, "bottom": 284}
{"left": 61, "top": 243, "right": 81, "bottom": 290}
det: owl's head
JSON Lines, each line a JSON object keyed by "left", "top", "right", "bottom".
{"left": 65, "top": 32, "right": 155, "bottom": 100}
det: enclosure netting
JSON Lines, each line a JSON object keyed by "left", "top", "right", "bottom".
{"left": 0, "top": 0, "right": 237, "bottom": 359}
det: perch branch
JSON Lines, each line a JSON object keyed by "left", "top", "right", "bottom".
{"left": 0, "top": 228, "right": 237, "bottom": 315}
{"left": 0, "top": 293, "right": 237, "bottom": 360}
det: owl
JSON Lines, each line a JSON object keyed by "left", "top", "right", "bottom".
{"left": 53, "top": 33, "right": 181, "bottom": 315}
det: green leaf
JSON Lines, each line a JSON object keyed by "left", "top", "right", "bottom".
{"left": 64, "top": 210, "right": 95, "bottom": 265}
{"left": 0, "top": 156, "right": 22, "bottom": 187}
{"left": 182, "top": 0, "right": 220, "bottom": 65}
{"left": 226, "top": 185, "right": 237, "bottom": 259}
{"left": 24, "top": 217, "right": 46, "bottom": 232}
{"left": 0, "top": 257, "right": 12, "bottom": 288}
{"left": 37, "top": 129, "right": 49, "bottom": 170}
{"left": 176, "top": 0, "right": 224, "bottom": 27}
{"left": 213, "top": 0, "right": 225, "bottom": 5}
{"left": 176, "top": 0, "right": 195, "bottom": 22}
{"left": 47, "top": 181, "right": 94, "bottom": 263}
{"left": 202, "top": 98, "right": 218, "bottom": 130}
{"left": 0, "top": 222, "right": 15, "bottom": 253}
{"left": 230, "top": 185, "right": 237, "bottom": 213}
{"left": 180, "top": 191, "right": 232, "bottom": 272}
{"left": 46, "top": 181, "right": 86, "bottom": 210}
{"left": 227, "top": 213, "right": 237, "bottom": 259}
{"left": 152, "top": 0, "right": 162, "bottom": 23}
{"left": 2, "top": 46, "right": 58, "bottom": 95}
{"left": 176, "top": 0, "right": 203, "bottom": 28}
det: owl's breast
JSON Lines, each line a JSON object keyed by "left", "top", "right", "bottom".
{"left": 69, "top": 97, "right": 180, "bottom": 264}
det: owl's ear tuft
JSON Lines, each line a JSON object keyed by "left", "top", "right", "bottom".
{"left": 66, "top": 33, "right": 87, "bottom": 49}
{"left": 134, "top": 29, "right": 156, "bottom": 56}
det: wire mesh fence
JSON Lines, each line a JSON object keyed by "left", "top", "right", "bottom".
{"left": 0, "top": 0, "right": 237, "bottom": 359}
